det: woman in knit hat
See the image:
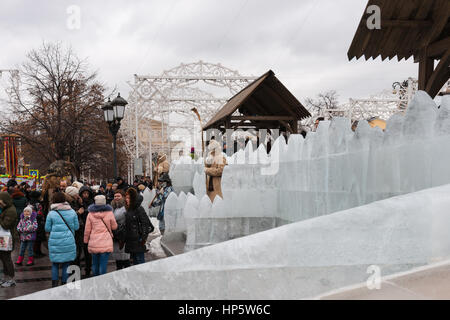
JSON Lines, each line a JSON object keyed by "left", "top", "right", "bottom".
{"left": 84, "top": 195, "right": 117, "bottom": 276}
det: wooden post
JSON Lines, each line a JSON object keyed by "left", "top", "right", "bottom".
{"left": 418, "top": 49, "right": 434, "bottom": 90}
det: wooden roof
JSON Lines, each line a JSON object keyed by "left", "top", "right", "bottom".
{"left": 348, "top": 0, "right": 450, "bottom": 62}
{"left": 348, "top": 0, "right": 450, "bottom": 98}
{"left": 202, "top": 70, "right": 310, "bottom": 132}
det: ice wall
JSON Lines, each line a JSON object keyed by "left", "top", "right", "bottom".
{"left": 19, "top": 183, "right": 450, "bottom": 300}
{"left": 169, "top": 92, "right": 449, "bottom": 220}
{"left": 163, "top": 92, "right": 450, "bottom": 249}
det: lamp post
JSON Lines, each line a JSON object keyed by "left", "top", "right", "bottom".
{"left": 102, "top": 93, "right": 128, "bottom": 179}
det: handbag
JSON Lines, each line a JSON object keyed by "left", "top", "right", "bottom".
{"left": 0, "top": 225, "right": 13, "bottom": 251}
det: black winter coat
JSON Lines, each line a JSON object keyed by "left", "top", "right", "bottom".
{"left": 125, "top": 190, "right": 153, "bottom": 254}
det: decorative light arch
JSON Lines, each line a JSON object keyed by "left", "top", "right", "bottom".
{"left": 121, "top": 61, "right": 257, "bottom": 177}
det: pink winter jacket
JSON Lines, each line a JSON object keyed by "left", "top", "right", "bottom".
{"left": 84, "top": 204, "right": 118, "bottom": 254}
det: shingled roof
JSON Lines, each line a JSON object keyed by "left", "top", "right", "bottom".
{"left": 202, "top": 70, "right": 310, "bottom": 133}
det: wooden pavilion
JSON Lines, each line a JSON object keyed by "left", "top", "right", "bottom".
{"left": 348, "top": 0, "right": 450, "bottom": 98}
{"left": 202, "top": 70, "right": 311, "bottom": 134}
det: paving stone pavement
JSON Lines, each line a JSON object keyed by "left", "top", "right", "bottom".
{"left": 0, "top": 234, "right": 164, "bottom": 300}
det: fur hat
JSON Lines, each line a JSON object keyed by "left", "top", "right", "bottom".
{"left": 23, "top": 206, "right": 33, "bottom": 213}
{"left": 208, "top": 139, "right": 221, "bottom": 152}
{"left": 65, "top": 186, "right": 79, "bottom": 197}
{"left": 94, "top": 195, "right": 106, "bottom": 206}
{"left": 157, "top": 153, "right": 167, "bottom": 161}
{"left": 72, "top": 181, "right": 83, "bottom": 190}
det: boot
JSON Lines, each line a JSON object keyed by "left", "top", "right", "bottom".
{"left": 51, "top": 280, "right": 59, "bottom": 288}
{"left": 15, "top": 256, "right": 24, "bottom": 266}
{"left": 61, "top": 281, "right": 67, "bottom": 286}
{"left": 26, "top": 256, "right": 34, "bottom": 266}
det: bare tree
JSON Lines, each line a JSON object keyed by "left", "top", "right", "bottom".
{"left": 304, "top": 90, "right": 339, "bottom": 115}
{"left": 1, "top": 42, "right": 126, "bottom": 179}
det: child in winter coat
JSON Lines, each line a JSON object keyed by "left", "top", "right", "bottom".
{"left": 16, "top": 206, "right": 38, "bottom": 266}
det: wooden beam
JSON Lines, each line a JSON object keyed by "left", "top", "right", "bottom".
{"left": 418, "top": 52, "right": 434, "bottom": 90}
{"left": 231, "top": 116, "right": 296, "bottom": 121}
{"left": 420, "top": 0, "right": 450, "bottom": 48}
{"left": 425, "top": 48, "right": 450, "bottom": 98}
{"left": 427, "top": 37, "right": 450, "bottom": 59}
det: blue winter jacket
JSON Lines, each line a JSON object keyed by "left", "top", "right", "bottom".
{"left": 45, "top": 202, "right": 79, "bottom": 263}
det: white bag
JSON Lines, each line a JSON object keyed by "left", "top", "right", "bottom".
{"left": 0, "top": 225, "right": 13, "bottom": 251}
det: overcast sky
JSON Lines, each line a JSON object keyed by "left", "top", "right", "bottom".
{"left": 1, "top": 0, "right": 418, "bottom": 105}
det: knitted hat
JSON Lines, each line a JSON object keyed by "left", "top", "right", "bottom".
{"left": 72, "top": 181, "right": 83, "bottom": 190}
{"left": 94, "top": 195, "right": 106, "bottom": 206}
{"left": 24, "top": 206, "right": 33, "bottom": 213}
{"left": 65, "top": 186, "right": 79, "bottom": 197}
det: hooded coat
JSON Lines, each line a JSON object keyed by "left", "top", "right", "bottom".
{"left": 125, "top": 188, "right": 153, "bottom": 254}
{"left": 17, "top": 211, "right": 38, "bottom": 241}
{"left": 84, "top": 203, "right": 118, "bottom": 254}
{"left": 78, "top": 186, "right": 94, "bottom": 229}
{"left": 11, "top": 190, "right": 28, "bottom": 218}
{"left": 45, "top": 202, "right": 79, "bottom": 263}
{"left": 0, "top": 192, "right": 18, "bottom": 250}
{"left": 204, "top": 140, "right": 227, "bottom": 202}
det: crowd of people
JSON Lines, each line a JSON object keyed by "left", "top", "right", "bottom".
{"left": 0, "top": 170, "right": 174, "bottom": 288}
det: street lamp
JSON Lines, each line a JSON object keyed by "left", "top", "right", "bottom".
{"left": 102, "top": 93, "right": 127, "bottom": 179}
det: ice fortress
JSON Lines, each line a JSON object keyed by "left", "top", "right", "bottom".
{"left": 20, "top": 91, "right": 450, "bottom": 299}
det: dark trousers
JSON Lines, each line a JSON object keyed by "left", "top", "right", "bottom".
{"left": 74, "top": 242, "right": 91, "bottom": 275}
{"left": 0, "top": 251, "right": 14, "bottom": 278}
{"left": 115, "top": 259, "right": 131, "bottom": 270}
{"left": 130, "top": 253, "right": 145, "bottom": 265}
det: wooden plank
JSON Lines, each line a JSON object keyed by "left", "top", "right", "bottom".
{"left": 374, "top": 0, "right": 400, "bottom": 60}
{"left": 381, "top": 19, "right": 432, "bottom": 27}
{"left": 425, "top": 48, "right": 450, "bottom": 98}
{"left": 384, "top": 0, "right": 419, "bottom": 60}
{"left": 420, "top": 0, "right": 450, "bottom": 48}
{"left": 396, "top": 0, "right": 434, "bottom": 61}
{"left": 427, "top": 37, "right": 450, "bottom": 59}
{"left": 418, "top": 53, "right": 435, "bottom": 90}
{"left": 360, "top": 0, "right": 385, "bottom": 60}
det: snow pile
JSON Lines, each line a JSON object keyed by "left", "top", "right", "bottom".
{"left": 18, "top": 182, "right": 450, "bottom": 299}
